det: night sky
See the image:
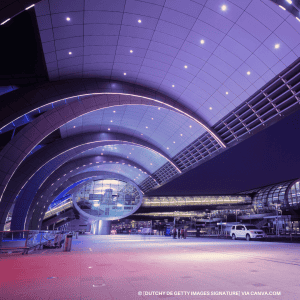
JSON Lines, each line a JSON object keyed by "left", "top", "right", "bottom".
{"left": 148, "top": 107, "right": 300, "bottom": 196}
{"left": 0, "top": 9, "right": 47, "bottom": 85}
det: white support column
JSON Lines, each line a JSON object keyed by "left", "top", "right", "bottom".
{"left": 91, "top": 220, "right": 112, "bottom": 235}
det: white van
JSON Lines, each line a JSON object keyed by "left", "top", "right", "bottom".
{"left": 230, "top": 224, "right": 266, "bottom": 241}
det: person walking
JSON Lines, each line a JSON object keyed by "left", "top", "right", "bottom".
{"left": 173, "top": 227, "right": 177, "bottom": 239}
{"left": 178, "top": 228, "right": 181, "bottom": 239}
{"left": 181, "top": 228, "right": 184, "bottom": 239}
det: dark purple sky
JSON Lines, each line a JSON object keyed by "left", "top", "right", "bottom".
{"left": 148, "top": 108, "right": 300, "bottom": 196}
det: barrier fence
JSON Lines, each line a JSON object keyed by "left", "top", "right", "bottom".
{"left": 0, "top": 230, "right": 65, "bottom": 254}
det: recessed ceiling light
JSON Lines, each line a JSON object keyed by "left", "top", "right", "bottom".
{"left": 247, "top": 71, "right": 251, "bottom": 75}
{"left": 110, "top": 120, "right": 113, "bottom": 122}
{"left": 167, "top": 147, "right": 169, "bottom": 150}
{"left": 66, "top": 17, "right": 71, "bottom": 21}
{"left": 221, "top": 5, "right": 227, "bottom": 11}
{"left": 209, "top": 107, "right": 212, "bottom": 110}
{"left": 297, "top": 17, "right": 300, "bottom": 22}
{"left": 226, "top": 91, "right": 229, "bottom": 95}
{"left": 141, "top": 133, "right": 143, "bottom": 135}
{"left": 108, "top": 128, "right": 110, "bottom": 130}
{"left": 73, "top": 126, "right": 76, "bottom": 128}
{"left": 146, "top": 126, "right": 148, "bottom": 128}
{"left": 279, "top": 5, "right": 286, "bottom": 10}
{"left": 69, "top": 52, "right": 72, "bottom": 55}
{"left": 189, "top": 125, "right": 192, "bottom": 128}
{"left": 286, "top": 0, "right": 292, "bottom": 4}
{"left": 200, "top": 39, "right": 205, "bottom": 44}
{"left": 151, "top": 118, "right": 153, "bottom": 120}
{"left": 180, "top": 134, "right": 183, "bottom": 136}
{"left": 275, "top": 43, "right": 280, "bottom": 49}
{"left": 25, "top": 4, "right": 35, "bottom": 10}
{"left": 124, "top": 72, "right": 126, "bottom": 75}
{"left": 1, "top": 18, "right": 10, "bottom": 25}
{"left": 150, "top": 163, "right": 153, "bottom": 165}
{"left": 113, "top": 111, "right": 116, "bottom": 113}
{"left": 172, "top": 85, "right": 175, "bottom": 87}
{"left": 184, "top": 65, "right": 188, "bottom": 69}
{"left": 158, "top": 107, "right": 160, "bottom": 110}
{"left": 138, "top": 19, "right": 142, "bottom": 23}
{"left": 173, "top": 141, "right": 175, "bottom": 144}
{"left": 130, "top": 50, "right": 133, "bottom": 53}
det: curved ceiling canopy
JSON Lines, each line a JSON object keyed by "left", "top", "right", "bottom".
{"left": 71, "top": 144, "right": 168, "bottom": 173}
{"left": 61, "top": 105, "right": 207, "bottom": 156}
{"left": 0, "top": 132, "right": 168, "bottom": 229}
{"left": 0, "top": 95, "right": 184, "bottom": 200}
{"left": 35, "top": 0, "right": 300, "bottom": 127}
{"left": 0, "top": 82, "right": 223, "bottom": 147}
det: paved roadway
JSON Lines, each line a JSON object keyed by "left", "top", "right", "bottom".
{"left": 0, "top": 234, "right": 299, "bottom": 300}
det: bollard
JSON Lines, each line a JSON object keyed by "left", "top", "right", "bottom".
{"left": 64, "top": 234, "right": 73, "bottom": 252}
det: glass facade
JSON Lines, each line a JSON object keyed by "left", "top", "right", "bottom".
{"left": 72, "top": 179, "right": 142, "bottom": 220}
{"left": 142, "top": 195, "right": 251, "bottom": 207}
{"left": 287, "top": 180, "right": 300, "bottom": 207}
{"left": 252, "top": 180, "right": 298, "bottom": 212}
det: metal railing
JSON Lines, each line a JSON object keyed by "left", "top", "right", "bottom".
{"left": 0, "top": 230, "right": 64, "bottom": 253}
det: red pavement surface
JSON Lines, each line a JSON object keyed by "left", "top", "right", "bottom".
{"left": 0, "top": 234, "right": 299, "bottom": 300}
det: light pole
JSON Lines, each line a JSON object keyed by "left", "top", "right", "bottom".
{"left": 207, "top": 213, "right": 211, "bottom": 235}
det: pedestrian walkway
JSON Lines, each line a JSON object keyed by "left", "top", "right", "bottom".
{"left": 0, "top": 235, "right": 299, "bottom": 299}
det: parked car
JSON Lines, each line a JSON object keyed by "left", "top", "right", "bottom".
{"left": 230, "top": 224, "right": 266, "bottom": 241}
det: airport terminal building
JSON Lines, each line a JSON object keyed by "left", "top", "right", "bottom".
{"left": 1, "top": 1, "right": 300, "bottom": 299}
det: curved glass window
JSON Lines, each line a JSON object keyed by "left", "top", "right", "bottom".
{"left": 287, "top": 180, "right": 300, "bottom": 207}
{"left": 267, "top": 181, "right": 290, "bottom": 207}
{"left": 72, "top": 179, "right": 142, "bottom": 220}
{"left": 253, "top": 185, "right": 273, "bottom": 212}
{"left": 253, "top": 180, "right": 293, "bottom": 211}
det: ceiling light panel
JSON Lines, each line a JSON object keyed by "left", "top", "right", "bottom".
{"left": 72, "top": 145, "right": 166, "bottom": 173}
{"left": 122, "top": 13, "right": 158, "bottom": 30}
{"left": 83, "top": 164, "right": 147, "bottom": 184}
{"left": 60, "top": 104, "right": 203, "bottom": 156}
{"left": 50, "top": 11, "right": 84, "bottom": 28}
